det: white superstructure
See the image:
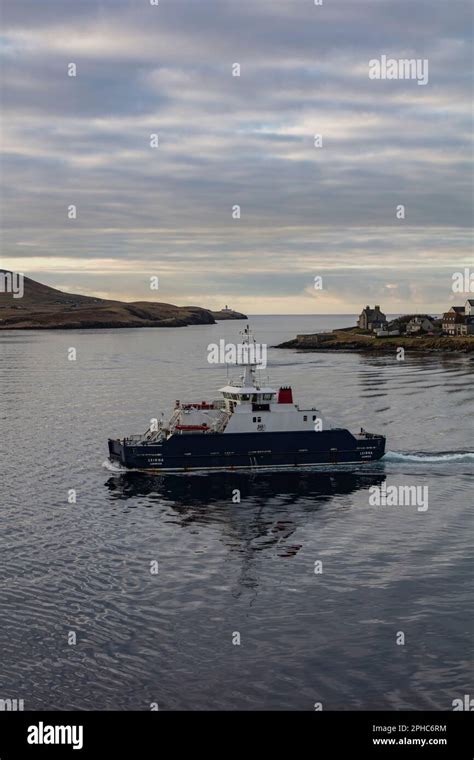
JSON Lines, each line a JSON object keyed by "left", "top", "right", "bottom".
{"left": 143, "top": 326, "right": 326, "bottom": 440}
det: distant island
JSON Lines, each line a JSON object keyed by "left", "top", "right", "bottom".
{"left": 0, "top": 271, "right": 247, "bottom": 330}
{"left": 276, "top": 302, "right": 474, "bottom": 354}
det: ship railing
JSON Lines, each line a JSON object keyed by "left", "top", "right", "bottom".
{"left": 354, "top": 430, "right": 382, "bottom": 439}
{"left": 167, "top": 409, "right": 230, "bottom": 435}
{"left": 212, "top": 411, "right": 231, "bottom": 433}
{"left": 124, "top": 430, "right": 165, "bottom": 444}
{"left": 143, "top": 429, "right": 165, "bottom": 443}
{"left": 124, "top": 434, "right": 145, "bottom": 443}
{"left": 177, "top": 399, "right": 226, "bottom": 410}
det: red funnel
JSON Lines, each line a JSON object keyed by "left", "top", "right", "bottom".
{"left": 278, "top": 387, "right": 293, "bottom": 404}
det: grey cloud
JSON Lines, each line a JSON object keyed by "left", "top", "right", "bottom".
{"left": 1, "top": 0, "right": 472, "bottom": 309}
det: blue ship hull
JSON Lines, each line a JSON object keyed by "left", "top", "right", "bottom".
{"left": 108, "top": 428, "right": 386, "bottom": 472}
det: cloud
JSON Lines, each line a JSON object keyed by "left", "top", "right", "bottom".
{"left": 1, "top": 0, "right": 472, "bottom": 311}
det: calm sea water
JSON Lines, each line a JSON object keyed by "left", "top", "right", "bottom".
{"left": 0, "top": 315, "right": 472, "bottom": 710}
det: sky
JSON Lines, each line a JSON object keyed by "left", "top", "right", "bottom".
{"left": 1, "top": 0, "right": 473, "bottom": 313}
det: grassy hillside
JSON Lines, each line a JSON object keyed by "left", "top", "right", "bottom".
{"left": 0, "top": 271, "right": 246, "bottom": 329}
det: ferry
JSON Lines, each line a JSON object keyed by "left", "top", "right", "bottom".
{"left": 108, "top": 327, "right": 386, "bottom": 472}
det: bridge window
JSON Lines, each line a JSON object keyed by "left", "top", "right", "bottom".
{"left": 303, "top": 415, "right": 307, "bottom": 421}
{"left": 253, "top": 405, "right": 269, "bottom": 412}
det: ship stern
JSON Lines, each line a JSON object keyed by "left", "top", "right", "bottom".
{"left": 108, "top": 438, "right": 127, "bottom": 466}
{"left": 354, "top": 431, "right": 386, "bottom": 462}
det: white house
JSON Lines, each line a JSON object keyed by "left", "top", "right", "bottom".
{"left": 465, "top": 299, "right": 474, "bottom": 317}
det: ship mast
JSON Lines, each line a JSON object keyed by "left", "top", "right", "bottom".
{"left": 240, "top": 324, "right": 258, "bottom": 388}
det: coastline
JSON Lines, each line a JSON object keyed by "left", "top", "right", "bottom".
{"left": 0, "top": 309, "right": 247, "bottom": 330}
{"left": 0, "top": 272, "right": 247, "bottom": 329}
{"left": 275, "top": 330, "right": 474, "bottom": 354}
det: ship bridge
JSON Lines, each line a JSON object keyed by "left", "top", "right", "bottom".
{"left": 218, "top": 384, "right": 277, "bottom": 411}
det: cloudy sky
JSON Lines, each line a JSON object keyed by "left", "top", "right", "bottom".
{"left": 1, "top": 0, "right": 472, "bottom": 313}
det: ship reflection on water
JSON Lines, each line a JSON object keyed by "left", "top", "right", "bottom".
{"left": 105, "top": 468, "right": 386, "bottom": 587}
{"left": 105, "top": 467, "right": 386, "bottom": 512}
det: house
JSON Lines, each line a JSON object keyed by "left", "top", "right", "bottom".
{"left": 465, "top": 299, "right": 474, "bottom": 317}
{"left": 387, "top": 319, "right": 403, "bottom": 333}
{"left": 357, "top": 305, "right": 387, "bottom": 331}
{"left": 459, "top": 317, "right": 474, "bottom": 336}
{"left": 442, "top": 306, "right": 465, "bottom": 335}
{"left": 406, "top": 316, "right": 436, "bottom": 334}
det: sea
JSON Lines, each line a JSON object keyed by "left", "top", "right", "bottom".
{"left": 0, "top": 315, "right": 472, "bottom": 710}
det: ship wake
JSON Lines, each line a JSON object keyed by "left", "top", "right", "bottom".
{"left": 102, "top": 458, "right": 130, "bottom": 473}
{"left": 383, "top": 451, "right": 474, "bottom": 464}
